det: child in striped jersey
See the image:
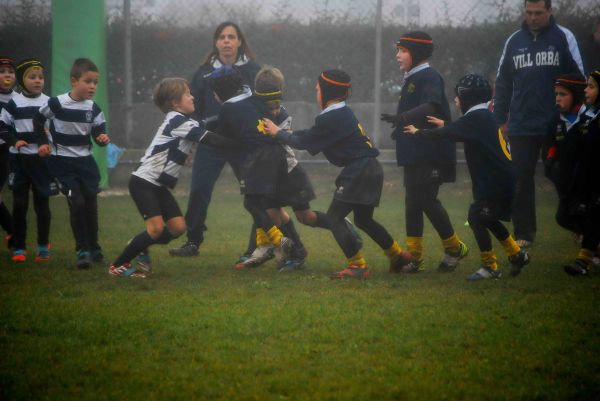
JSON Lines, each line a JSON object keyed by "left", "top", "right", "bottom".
{"left": 109, "top": 78, "right": 238, "bottom": 278}
{"left": 0, "top": 57, "right": 16, "bottom": 250}
{"left": 34, "top": 58, "right": 110, "bottom": 269}
{"left": 0, "top": 59, "right": 55, "bottom": 263}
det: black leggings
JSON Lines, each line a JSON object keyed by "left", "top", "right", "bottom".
{"left": 12, "top": 188, "right": 50, "bottom": 249}
{"left": 405, "top": 183, "right": 454, "bottom": 239}
{"left": 467, "top": 208, "right": 510, "bottom": 252}
{"left": 327, "top": 199, "right": 393, "bottom": 258}
{"left": 67, "top": 188, "right": 99, "bottom": 251}
{"left": 243, "top": 194, "right": 275, "bottom": 232}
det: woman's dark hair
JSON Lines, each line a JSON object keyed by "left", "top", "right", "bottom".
{"left": 203, "top": 21, "right": 255, "bottom": 65}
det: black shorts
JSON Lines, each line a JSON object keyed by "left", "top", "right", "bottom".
{"left": 264, "top": 164, "right": 316, "bottom": 210}
{"left": 334, "top": 157, "right": 383, "bottom": 206}
{"left": 9, "top": 153, "right": 58, "bottom": 196}
{"left": 469, "top": 197, "right": 512, "bottom": 223}
{"left": 404, "top": 162, "right": 456, "bottom": 188}
{"left": 241, "top": 145, "right": 288, "bottom": 196}
{"left": 129, "top": 175, "right": 182, "bottom": 221}
{"left": 48, "top": 155, "right": 101, "bottom": 195}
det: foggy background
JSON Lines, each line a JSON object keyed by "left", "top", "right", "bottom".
{"left": 1, "top": 0, "right": 598, "bottom": 151}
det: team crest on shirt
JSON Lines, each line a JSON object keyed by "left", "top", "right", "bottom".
{"left": 407, "top": 83, "right": 416, "bottom": 93}
{"left": 256, "top": 119, "right": 266, "bottom": 135}
{"left": 85, "top": 110, "right": 93, "bottom": 122}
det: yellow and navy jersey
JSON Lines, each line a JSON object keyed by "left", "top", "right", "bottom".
{"left": 276, "top": 102, "right": 378, "bottom": 167}
{"left": 417, "top": 104, "right": 514, "bottom": 202}
{"left": 0, "top": 92, "right": 49, "bottom": 154}
{"left": 392, "top": 64, "right": 455, "bottom": 167}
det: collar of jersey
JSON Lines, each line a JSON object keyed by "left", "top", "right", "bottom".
{"left": 464, "top": 103, "right": 488, "bottom": 115}
{"left": 319, "top": 101, "right": 346, "bottom": 115}
{"left": 405, "top": 63, "right": 430, "bottom": 79}
{"left": 211, "top": 55, "right": 249, "bottom": 69}
{"left": 225, "top": 85, "right": 252, "bottom": 104}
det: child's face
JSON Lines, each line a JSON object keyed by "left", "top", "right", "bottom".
{"left": 23, "top": 67, "right": 45, "bottom": 95}
{"left": 554, "top": 86, "right": 574, "bottom": 113}
{"left": 70, "top": 71, "right": 99, "bottom": 101}
{"left": 584, "top": 77, "right": 599, "bottom": 106}
{"left": 315, "top": 82, "right": 323, "bottom": 109}
{"left": 396, "top": 47, "right": 412, "bottom": 71}
{"left": 173, "top": 86, "right": 195, "bottom": 114}
{"left": 0, "top": 66, "right": 15, "bottom": 92}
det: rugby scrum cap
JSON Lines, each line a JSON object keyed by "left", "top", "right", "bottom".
{"left": 554, "top": 72, "right": 587, "bottom": 106}
{"left": 454, "top": 74, "right": 492, "bottom": 114}
{"left": 589, "top": 69, "right": 600, "bottom": 106}
{"left": 209, "top": 65, "right": 243, "bottom": 102}
{"left": 396, "top": 31, "right": 434, "bottom": 67}
{"left": 16, "top": 59, "right": 44, "bottom": 91}
{"left": 318, "top": 69, "right": 351, "bottom": 107}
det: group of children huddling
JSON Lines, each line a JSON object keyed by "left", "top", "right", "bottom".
{"left": 0, "top": 57, "right": 109, "bottom": 269}
{"left": 1, "top": 32, "right": 599, "bottom": 281}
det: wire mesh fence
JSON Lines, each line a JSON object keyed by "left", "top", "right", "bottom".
{"left": 1, "top": 0, "right": 599, "bottom": 148}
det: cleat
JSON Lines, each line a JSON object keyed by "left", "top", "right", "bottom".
{"left": 389, "top": 250, "right": 413, "bottom": 273}
{"left": 34, "top": 244, "right": 51, "bottom": 262}
{"left": 508, "top": 249, "right": 530, "bottom": 277}
{"left": 467, "top": 266, "right": 502, "bottom": 281}
{"left": 136, "top": 252, "right": 152, "bottom": 273}
{"left": 330, "top": 265, "right": 369, "bottom": 280}
{"left": 169, "top": 241, "right": 199, "bottom": 257}
{"left": 278, "top": 258, "right": 306, "bottom": 272}
{"left": 401, "top": 258, "right": 425, "bottom": 273}
{"left": 233, "top": 245, "right": 274, "bottom": 270}
{"left": 564, "top": 259, "right": 590, "bottom": 277}
{"left": 90, "top": 247, "right": 104, "bottom": 263}
{"left": 109, "top": 263, "right": 146, "bottom": 278}
{"left": 12, "top": 248, "right": 26, "bottom": 263}
{"left": 344, "top": 217, "right": 363, "bottom": 249}
{"left": 76, "top": 249, "right": 92, "bottom": 269}
{"left": 515, "top": 239, "right": 532, "bottom": 248}
{"left": 592, "top": 257, "right": 600, "bottom": 268}
{"left": 274, "top": 237, "right": 294, "bottom": 268}
{"left": 438, "top": 241, "right": 469, "bottom": 272}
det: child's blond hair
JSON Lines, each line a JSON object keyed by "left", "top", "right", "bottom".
{"left": 153, "top": 77, "right": 188, "bottom": 113}
{"left": 254, "top": 66, "right": 284, "bottom": 108}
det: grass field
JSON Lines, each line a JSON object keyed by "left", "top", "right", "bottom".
{"left": 1, "top": 166, "right": 599, "bottom": 401}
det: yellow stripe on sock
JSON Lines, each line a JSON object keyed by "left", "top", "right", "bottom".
{"left": 348, "top": 250, "right": 367, "bottom": 268}
{"left": 480, "top": 250, "right": 498, "bottom": 270}
{"left": 442, "top": 233, "right": 461, "bottom": 253}
{"left": 266, "top": 226, "right": 283, "bottom": 247}
{"left": 500, "top": 235, "right": 520, "bottom": 257}
{"left": 384, "top": 241, "right": 403, "bottom": 261}
{"left": 577, "top": 248, "right": 595, "bottom": 264}
{"left": 407, "top": 236, "right": 423, "bottom": 260}
{"left": 256, "top": 229, "right": 270, "bottom": 247}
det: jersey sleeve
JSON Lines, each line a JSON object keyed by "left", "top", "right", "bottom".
{"left": 276, "top": 116, "right": 337, "bottom": 155}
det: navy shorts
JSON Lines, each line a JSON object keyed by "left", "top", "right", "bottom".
{"left": 9, "top": 153, "right": 58, "bottom": 197}
{"left": 241, "top": 145, "right": 288, "bottom": 196}
{"left": 48, "top": 155, "right": 101, "bottom": 195}
{"left": 469, "top": 197, "right": 513, "bottom": 223}
{"left": 129, "top": 175, "right": 182, "bottom": 221}
{"left": 334, "top": 157, "right": 383, "bottom": 206}
{"left": 264, "top": 164, "right": 316, "bottom": 210}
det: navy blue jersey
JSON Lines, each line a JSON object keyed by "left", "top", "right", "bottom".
{"left": 418, "top": 105, "right": 515, "bottom": 202}
{"left": 392, "top": 65, "right": 455, "bottom": 167}
{"left": 277, "top": 102, "right": 378, "bottom": 167}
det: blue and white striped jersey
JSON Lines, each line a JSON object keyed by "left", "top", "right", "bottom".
{"left": 0, "top": 90, "right": 15, "bottom": 145}
{"left": 36, "top": 93, "right": 106, "bottom": 158}
{"left": 0, "top": 92, "right": 49, "bottom": 155}
{"left": 132, "top": 111, "right": 208, "bottom": 189}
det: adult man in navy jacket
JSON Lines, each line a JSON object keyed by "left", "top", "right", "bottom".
{"left": 493, "top": 0, "right": 584, "bottom": 247}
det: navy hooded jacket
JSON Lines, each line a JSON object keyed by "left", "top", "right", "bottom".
{"left": 493, "top": 16, "right": 584, "bottom": 137}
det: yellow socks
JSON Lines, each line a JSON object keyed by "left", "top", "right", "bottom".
{"left": 407, "top": 236, "right": 423, "bottom": 261}
{"left": 256, "top": 229, "right": 270, "bottom": 247}
{"left": 481, "top": 250, "right": 498, "bottom": 270}
{"left": 577, "top": 248, "right": 595, "bottom": 265}
{"left": 266, "top": 226, "right": 284, "bottom": 247}
{"left": 500, "top": 235, "right": 521, "bottom": 257}
{"left": 442, "top": 233, "right": 461, "bottom": 254}
{"left": 348, "top": 250, "right": 367, "bottom": 268}
{"left": 384, "top": 240, "right": 403, "bottom": 262}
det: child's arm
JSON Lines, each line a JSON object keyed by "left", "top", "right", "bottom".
{"left": 0, "top": 109, "right": 17, "bottom": 147}
{"left": 32, "top": 105, "right": 52, "bottom": 156}
{"left": 381, "top": 103, "right": 437, "bottom": 129}
{"left": 200, "top": 130, "right": 240, "bottom": 149}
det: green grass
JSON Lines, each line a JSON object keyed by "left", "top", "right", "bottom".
{"left": 1, "top": 166, "right": 599, "bottom": 401}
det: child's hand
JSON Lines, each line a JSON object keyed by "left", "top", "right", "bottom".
{"left": 96, "top": 133, "right": 110, "bottom": 145}
{"left": 15, "top": 140, "right": 28, "bottom": 150}
{"left": 38, "top": 144, "right": 52, "bottom": 157}
{"left": 426, "top": 116, "right": 445, "bottom": 127}
{"left": 403, "top": 125, "right": 418, "bottom": 135}
{"left": 261, "top": 118, "right": 280, "bottom": 137}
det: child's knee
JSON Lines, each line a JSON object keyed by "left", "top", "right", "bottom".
{"left": 167, "top": 217, "right": 187, "bottom": 238}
